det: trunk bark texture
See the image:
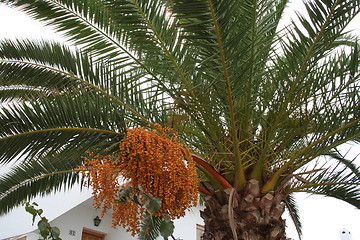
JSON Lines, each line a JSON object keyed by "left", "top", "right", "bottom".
{"left": 201, "top": 180, "right": 288, "bottom": 240}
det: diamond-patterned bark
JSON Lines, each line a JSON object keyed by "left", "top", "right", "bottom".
{"left": 201, "top": 180, "right": 289, "bottom": 240}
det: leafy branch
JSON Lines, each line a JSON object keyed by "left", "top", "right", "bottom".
{"left": 117, "top": 187, "right": 175, "bottom": 240}
{"left": 25, "top": 202, "right": 61, "bottom": 240}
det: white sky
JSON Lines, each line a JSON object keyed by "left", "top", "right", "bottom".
{"left": 0, "top": 2, "right": 359, "bottom": 240}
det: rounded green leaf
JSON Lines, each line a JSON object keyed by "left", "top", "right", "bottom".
{"left": 37, "top": 218, "right": 48, "bottom": 232}
{"left": 37, "top": 209, "right": 43, "bottom": 216}
{"left": 160, "top": 220, "right": 174, "bottom": 239}
{"left": 50, "top": 227, "right": 61, "bottom": 238}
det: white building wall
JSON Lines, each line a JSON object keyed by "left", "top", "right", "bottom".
{"left": 49, "top": 202, "right": 134, "bottom": 240}
{"left": 41, "top": 201, "right": 204, "bottom": 240}
{"left": 172, "top": 207, "right": 204, "bottom": 240}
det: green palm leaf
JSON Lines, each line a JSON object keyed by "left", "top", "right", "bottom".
{"left": 285, "top": 194, "right": 302, "bottom": 239}
{"left": 0, "top": 156, "right": 82, "bottom": 214}
{"left": 0, "top": 93, "right": 125, "bottom": 164}
{"left": 289, "top": 157, "right": 360, "bottom": 208}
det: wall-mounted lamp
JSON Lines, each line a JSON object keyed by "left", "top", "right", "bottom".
{"left": 93, "top": 216, "right": 102, "bottom": 227}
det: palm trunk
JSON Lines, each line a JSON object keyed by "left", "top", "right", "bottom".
{"left": 200, "top": 180, "right": 288, "bottom": 240}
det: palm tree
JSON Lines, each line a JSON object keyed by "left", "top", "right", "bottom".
{"left": 0, "top": 0, "right": 359, "bottom": 239}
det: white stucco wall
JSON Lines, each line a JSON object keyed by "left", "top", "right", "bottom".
{"left": 26, "top": 199, "right": 204, "bottom": 240}
{"left": 49, "top": 200, "right": 135, "bottom": 240}
{"left": 0, "top": 185, "right": 93, "bottom": 240}
{"left": 172, "top": 207, "right": 204, "bottom": 240}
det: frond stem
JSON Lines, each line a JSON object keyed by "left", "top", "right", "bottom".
{"left": 198, "top": 186, "right": 212, "bottom": 196}
{"left": 1, "top": 127, "right": 122, "bottom": 141}
{"left": 288, "top": 181, "right": 360, "bottom": 194}
{"left": 0, "top": 169, "right": 81, "bottom": 200}
{"left": 192, "top": 154, "right": 232, "bottom": 189}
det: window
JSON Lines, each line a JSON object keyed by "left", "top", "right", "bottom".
{"left": 196, "top": 224, "right": 204, "bottom": 240}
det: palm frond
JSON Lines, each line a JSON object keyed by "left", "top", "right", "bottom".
{"left": 3, "top": 0, "right": 131, "bottom": 61}
{"left": 284, "top": 194, "right": 302, "bottom": 239}
{"left": 0, "top": 38, "right": 82, "bottom": 99}
{"left": 0, "top": 93, "right": 125, "bottom": 165}
{"left": 266, "top": 0, "right": 360, "bottom": 121}
{"left": 0, "top": 38, "right": 158, "bottom": 123}
{"left": 0, "top": 155, "right": 83, "bottom": 214}
{"left": 1, "top": 0, "right": 186, "bottom": 88}
{"left": 0, "top": 38, "right": 124, "bottom": 94}
{"left": 324, "top": 148, "right": 360, "bottom": 179}
{"left": 261, "top": 40, "right": 359, "bottom": 187}
{"left": 289, "top": 159, "right": 360, "bottom": 209}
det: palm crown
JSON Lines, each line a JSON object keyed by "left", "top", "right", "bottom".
{"left": 0, "top": 0, "right": 359, "bottom": 239}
